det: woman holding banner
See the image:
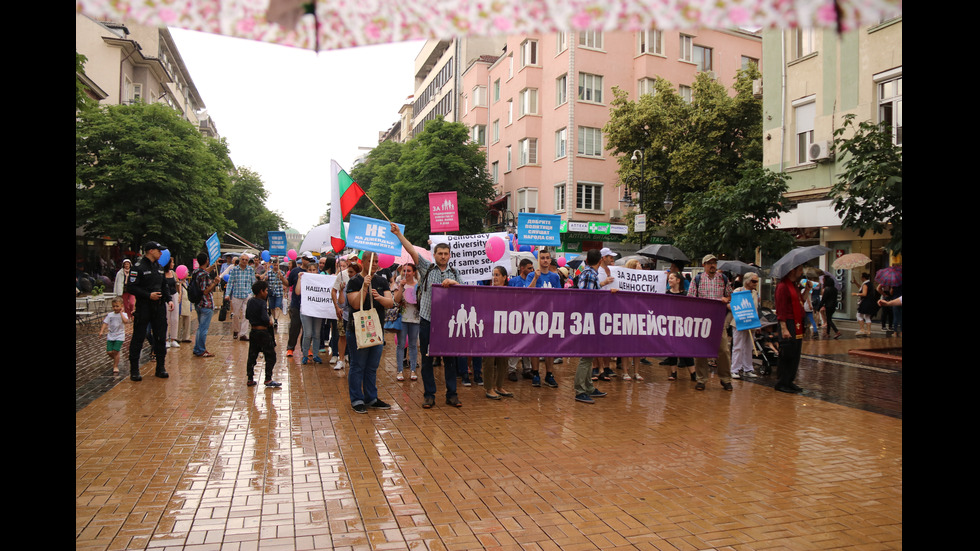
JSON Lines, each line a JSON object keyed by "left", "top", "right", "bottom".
{"left": 664, "top": 272, "right": 696, "bottom": 382}
{"left": 297, "top": 262, "right": 325, "bottom": 365}
{"left": 346, "top": 252, "right": 395, "bottom": 413}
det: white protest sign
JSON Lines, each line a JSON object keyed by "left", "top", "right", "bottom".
{"left": 300, "top": 273, "right": 337, "bottom": 319}
{"left": 430, "top": 232, "right": 510, "bottom": 283}
{"left": 608, "top": 267, "right": 667, "bottom": 293}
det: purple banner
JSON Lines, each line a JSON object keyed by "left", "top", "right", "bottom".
{"left": 429, "top": 286, "right": 728, "bottom": 358}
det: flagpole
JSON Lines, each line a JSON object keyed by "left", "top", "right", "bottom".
{"left": 361, "top": 191, "right": 391, "bottom": 223}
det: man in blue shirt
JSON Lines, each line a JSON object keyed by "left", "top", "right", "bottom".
{"left": 524, "top": 249, "right": 562, "bottom": 388}
{"left": 507, "top": 258, "right": 535, "bottom": 381}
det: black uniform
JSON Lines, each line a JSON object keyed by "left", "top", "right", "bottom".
{"left": 245, "top": 296, "right": 277, "bottom": 383}
{"left": 127, "top": 255, "right": 172, "bottom": 379}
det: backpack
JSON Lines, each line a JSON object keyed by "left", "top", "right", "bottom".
{"left": 693, "top": 272, "right": 729, "bottom": 297}
{"left": 187, "top": 269, "right": 204, "bottom": 305}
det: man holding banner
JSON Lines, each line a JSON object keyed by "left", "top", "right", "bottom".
{"left": 525, "top": 249, "right": 561, "bottom": 389}
{"left": 391, "top": 223, "right": 462, "bottom": 409}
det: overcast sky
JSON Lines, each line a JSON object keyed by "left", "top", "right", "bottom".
{"left": 170, "top": 29, "right": 424, "bottom": 234}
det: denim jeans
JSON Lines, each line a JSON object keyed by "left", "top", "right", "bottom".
{"left": 301, "top": 314, "right": 322, "bottom": 357}
{"left": 194, "top": 306, "right": 214, "bottom": 355}
{"left": 419, "top": 319, "right": 457, "bottom": 399}
{"left": 397, "top": 322, "right": 420, "bottom": 372}
{"left": 347, "top": 328, "right": 382, "bottom": 406}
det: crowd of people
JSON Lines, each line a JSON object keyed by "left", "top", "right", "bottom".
{"left": 99, "top": 233, "right": 901, "bottom": 412}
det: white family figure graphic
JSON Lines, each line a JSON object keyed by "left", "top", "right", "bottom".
{"left": 448, "top": 303, "right": 483, "bottom": 338}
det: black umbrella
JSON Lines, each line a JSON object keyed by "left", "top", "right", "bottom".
{"left": 718, "top": 260, "right": 758, "bottom": 276}
{"left": 637, "top": 244, "right": 689, "bottom": 264}
{"left": 770, "top": 246, "right": 831, "bottom": 279}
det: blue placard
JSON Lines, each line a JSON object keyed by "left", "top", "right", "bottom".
{"left": 346, "top": 214, "right": 406, "bottom": 256}
{"left": 730, "top": 289, "right": 761, "bottom": 330}
{"left": 206, "top": 232, "right": 221, "bottom": 266}
{"left": 267, "top": 231, "right": 287, "bottom": 256}
{"left": 517, "top": 213, "right": 561, "bottom": 246}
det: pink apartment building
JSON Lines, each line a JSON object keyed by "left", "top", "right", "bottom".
{"left": 458, "top": 30, "right": 761, "bottom": 252}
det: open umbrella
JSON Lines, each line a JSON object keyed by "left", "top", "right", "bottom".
{"left": 718, "top": 260, "right": 757, "bottom": 276}
{"left": 771, "top": 245, "right": 831, "bottom": 280}
{"left": 875, "top": 266, "right": 902, "bottom": 287}
{"left": 637, "top": 244, "right": 689, "bottom": 265}
{"left": 395, "top": 245, "right": 433, "bottom": 265}
{"left": 832, "top": 253, "right": 872, "bottom": 270}
{"left": 299, "top": 224, "right": 332, "bottom": 254}
{"left": 615, "top": 255, "right": 653, "bottom": 267}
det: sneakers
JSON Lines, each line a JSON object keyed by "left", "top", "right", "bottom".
{"left": 370, "top": 399, "right": 391, "bottom": 410}
{"left": 543, "top": 374, "right": 558, "bottom": 388}
{"left": 264, "top": 380, "right": 282, "bottom": 387}
{"left": 732, "top": 371, "right": 742, "bottom": 380}
{"left": 334, "top": 361, "right": 343, "bottom": 371}
{"left": 462, "top": 375, "right": 472, "bottom": 387}
{"left": 446, "top": 396, "right": 462, "bottom": 408}
{"left": 353, "top": 404, "right": 368, "bottom": 414}
{"left": 247, "top": 380, "right": 257, "bottom": 387}
{"left": 329, "top": 356, "right": 338, "bottom": 364}
{"left": 302, "top": 356, "right": 309, "bottom": 365}
{"left": 521, "top": 370, "right": 533, "bottom": 380}
{"left": 311, "top": 355, "right": 323, "bottom": 364}
{"left": 590, "top": 389, "right": 607, "bottom": 398}
{"left": 721, "top": 381, "right": 733, "bottom": 391}
{"left": 422, "top": 396, "right": 435, "bottom": 409}
{"left": 474, "top": 376, "right": 484, "bottom": 386}
{"left": 742, "top": 371, "right": 757, "bottom": 378}
{"left": 553, "top": 357, "right": 564, "bottom": 364}
{"left": 575, "top": 393, "right": 595, "bottom": 404}
{"left": 286, "top": 350, "right": 294, "bottom": 357}
{"left": 531, "top": 374, "right": 541, "bottom": 387}
{"left": 508, "top": 372, "right": 519, "bottom": 382}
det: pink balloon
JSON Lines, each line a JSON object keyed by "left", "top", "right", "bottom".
{"left": 175, "top": 265, "right": 189, "bottom": 279}
{"left": 377, "top": 253, "right": 395, "bottom": 269}
{"left": 557, "top": 257, "right": 566, "bottom": 268}
{"left": 287, "top": 249, "right": 297, "bottom": 261}
{"left": 485, "top": 236, "right": 505, "bottom": 262}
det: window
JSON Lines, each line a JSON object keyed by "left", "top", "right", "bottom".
{"left": 508, "top": 54, "right": 514, "bottom": 78}
{"left": 556, "top": 32, "right": 567, "bottom": 53}
{"left": 679, "top": 85, "right": 692, "bottom": 103}
{"left": 679, "top": 35, "right": 693, "bottom": 62}
{"left": 578, "top": 73, "right": 603, "bottom": 103}
{"left": 638, "top": 30, "right": 663, "bottom": 55}
{"left": 793, "top": 28, "right": 815, "bottom": 59}
{"left": 507, "top": 99, "right": 513, "bottom": 125}
{"left": 794, "top": 98, "right": 816, "bottom": 164}
{"left": 741, "top": 56, "right": 759, "bottom": 70}
{"left": 693, "top": 45, "right": 713, "bottom": 72}
{"left": 518, "top": 138, "right": 538, "bottom": 166}
{"left": 578, "top": 31, "right": 603, "bottom": 50}
{"left": 471, "top": 124, "right": 486, "bottom": 146}
{"left": 492, "top": 119, "right": 500, "bottom": 143}
{"left": 493, "top": 79, "right": 500, "bottom": 102}
{"left": 520, "top": 39, "right": 538, "bottom": 67}
{"left": 472, "top": 85, "right": 487, "bottom": 107}
{"left": 517, "top": 188, "right": 538, "bottom": 213}
{"left": 555, "top": 127, "right": 567, "bottom": 159}
{"left": 576, "top": 182, "right": 603, "bottom": 212}
{"left": 877, "top": 72, "right": 902, "bottom": 145}
{"left": 506, "top": 146, "right": 512, "bottom": 171}
{"left": 554, "top": 183, "right": 566, "bottom": 212}
{"left": 519, "top": 88, "right": 538, "bottom": 116}
{"left": 491, "top": 162, "right": 499, "bottom": 185}
{"left": 556, "top": 74, "right": 568, "bottom": 106}
{"left": 638, "top": 78, "right": 657, "bottom": 97}
{"left": 577, "top": 126, "right": 602, "bottom": 157}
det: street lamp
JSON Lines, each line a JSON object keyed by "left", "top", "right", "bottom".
{"left": 485, "top": 208, "right": 516, "bottom": 233}
{"left": 622, "top": 148, "right": 649, "bottom": 245}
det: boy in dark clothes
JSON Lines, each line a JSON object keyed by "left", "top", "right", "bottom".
{"left": 246, "top": 280, "right": 281, "bottom": 387}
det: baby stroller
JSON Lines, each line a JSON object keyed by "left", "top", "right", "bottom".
{"left": 753, "top": 308, "right": 780, "bottom": 376}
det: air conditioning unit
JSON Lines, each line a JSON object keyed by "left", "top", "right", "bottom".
{"left": 752, "top": 79, "right": 763, "bottom": 98}
{"left": 610, "top": 209, "right": 623, "bottom": 219}
{"left": 808, "top": 140, "right": 834, "bottom": 162}
{"left": 705, "top": 71, "right": 717, "bottom": 80}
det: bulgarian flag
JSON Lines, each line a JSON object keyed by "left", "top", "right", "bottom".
{"left": 329, "top": 159, "right": 365, "bottom": 253}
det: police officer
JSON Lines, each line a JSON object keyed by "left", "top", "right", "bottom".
{"left": 127, "top": 241, "right": 173, "bottom": 381}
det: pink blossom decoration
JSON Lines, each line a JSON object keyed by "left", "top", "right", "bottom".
{"left": 571, "top": 11, "right": 592, "bottom": 29}
{"left": 817, "top": 3, "right": 838, "bottom": 24}
{"left": 728, "top": 6, "right": 749, "bottom": 25}
{"left": 492, "top": 15, "right": 511, "bottom": 31}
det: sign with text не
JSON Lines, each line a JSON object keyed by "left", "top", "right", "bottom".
{"left": 428, "top": 285, "right": 728, "bottom": 358}
{"left": 346, "top": 214, "right": 405, "bottom": 256}
{"left": 517, "top": 213, "right": 561, "bottom": 246}
{"left": 428, "top": 192, "right": 459, "bottom": 232}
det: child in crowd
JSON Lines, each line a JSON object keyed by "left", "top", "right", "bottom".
{"left": 100, "top": 297, "right": 131, "bottom": 374}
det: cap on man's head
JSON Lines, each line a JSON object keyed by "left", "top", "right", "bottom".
{"left": 702, "top": 254, "right": 718, "bottom": 264}
{"left": 301, "top": 251, "right": 315, "bottom": 261}
{"left": 143, "top": 241, "right": 167, "bottom": 252}
{"left": 599, "top": 247, "right": 618, "bottom": 258}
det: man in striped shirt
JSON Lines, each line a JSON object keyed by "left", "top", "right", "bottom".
{"left": 226, "top": 254, "right": 256, "bottom": 341}
{"left": 687, "top": 254, "right": 734, "bottom": 391}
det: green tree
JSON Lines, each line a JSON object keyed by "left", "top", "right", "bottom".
{"left": 603, "top": 66, "right": 763, "bottom": 232}
{"left": 388, "top": 118, "right": 495, "bottom": 244}
{"left": 830, "top": 114, "right": 903, "bottom": 254}
{"left": 349, "top": 140, "right": 404, "bottom": 221}
{"left": 76, "top": 102, "right": 233, "bottom": 259}
{"left": 76, "top": 52, "right": 96, "bottom": 112}
{"left": 673, "top": 162, "right": 794, "bottom": 260}
{"left": 226, "top": 167, "right": 287, "bottom": 246}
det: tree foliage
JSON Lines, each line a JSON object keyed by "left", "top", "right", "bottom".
{"left": 830, "top": 114, "right": 903, "bottom": 253}
{"left": 76, "top": 102, "right": 233, "bottom": 260}
{"left": 349, "top": 140, "right": 404, "bottom": 221}
{"left": 227, "top": 167, "right": 287, "bottom": 246}
{"left": 76, "top": 52, "right": 96, "bottom": 113}
{"left": 674, "top": 162, "right": 794, "bottom": 260}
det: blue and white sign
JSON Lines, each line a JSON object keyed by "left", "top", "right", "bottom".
{"left": 346, "top": 214, "right": 406, "bottom": 256}
{"left": 517, "top": 213, "right": 561, "bottom": 246}
{"left": 267, "top": 231, "right": 287, "bottom": 257}
{"left": 730, "top": 289, "right": 761, "bottom": 330}
{"left": 206, "top": 232, "right": 221, "bottom": 266}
